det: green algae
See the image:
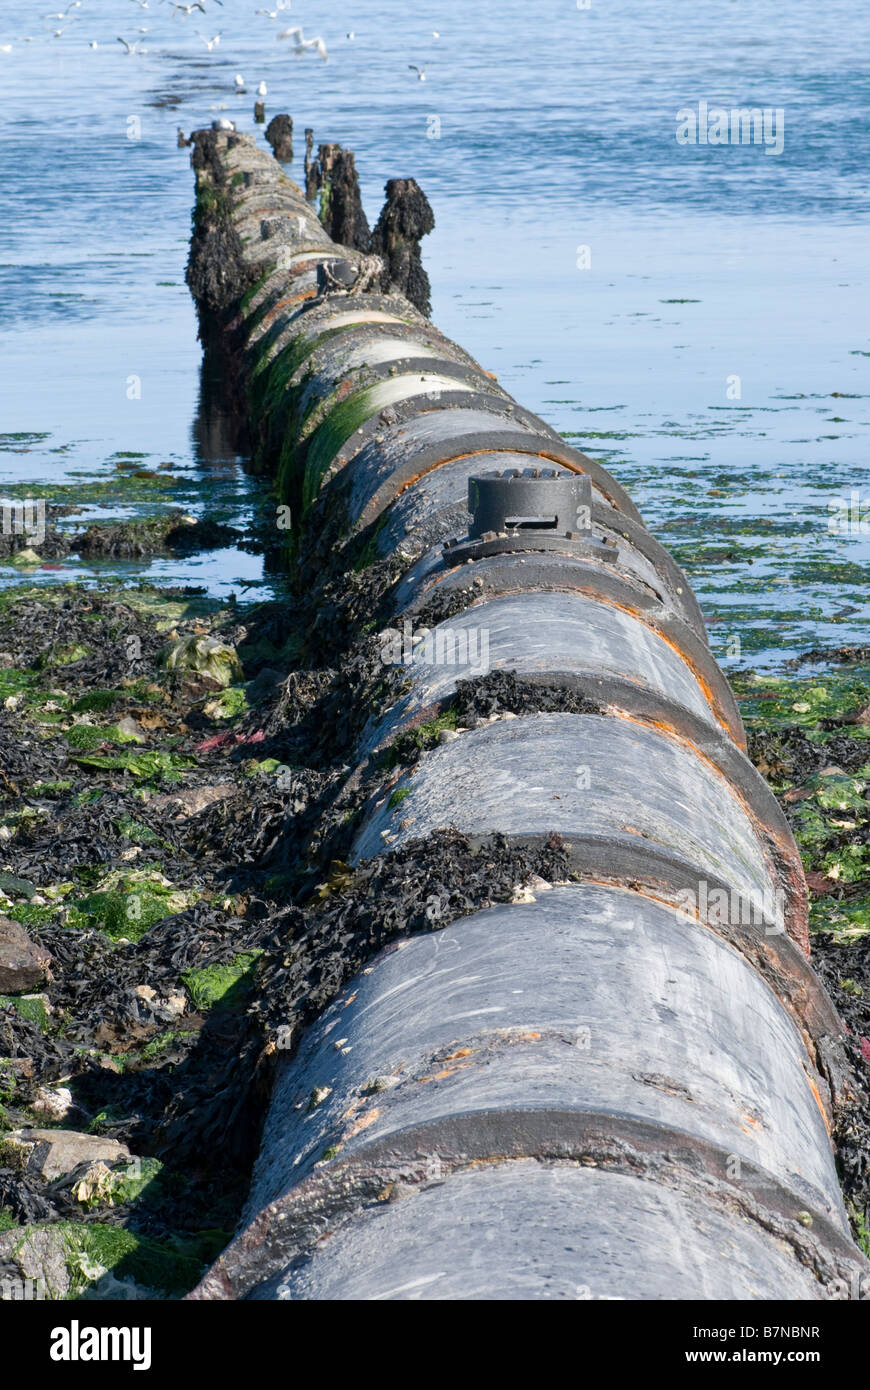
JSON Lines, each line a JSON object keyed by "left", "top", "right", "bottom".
{"left": 114, "top": 814, "right": 164, "bottom": 847}
{"left": 179, "top": 950, "right": 262, "bottom": 1012}
{"left": 25, "top": 1219, "right": 220, "bottom": 1298}
{"left": 0, "top": 668, "right": 36, "bottom": 699}
{"left": 5, "top": 903, "right": 56, "bottom": 928}
{"left": 0, "top": 995, "right": 49, "bottom": 1029}
{"left": 202, "top": 685, "right": 248, "bottom": 720}
{"left": 733, "top": 669, "right": 870, "bottom": 733}
{"left": 244, "top": 757, "right": 284, "bottom": 777}
{"left": 381, "top": 710, "right": 459, "bottom": 770}
{"left": 65, "top": 722, "right": 142, "bottom": 752}
{"left": 66, "top": 873, "right": 197, "bottom": 943}
{"left": 69, "top": 749, "right": 196, "bottom": 782}
{"left": 809, "top": 894, "right": 870, "bottom": 943}
{"left": 72, "top": 689, "right": 124, "bottom": 713}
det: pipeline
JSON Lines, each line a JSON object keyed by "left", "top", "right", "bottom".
{"left": 185, "top": 128, "right": 868, "bottom": 1300}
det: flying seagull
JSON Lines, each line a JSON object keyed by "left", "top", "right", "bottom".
{"left": 409, "top": 64, "right": 426, "bottom": 80}
{"left": 171, "top": 2, "right": 206, "bottom": 16}
{"left": 278, "top": 26, "right": 327, "bottom": 60}
{"left": 197, "top": 31, "right": 221, "bottom": 48}
{"left": 117, "top": 34, "right": 146, "bottom": 53}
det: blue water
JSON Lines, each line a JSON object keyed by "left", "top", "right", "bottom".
{"left": 1, "top": 0, "right": 868, "bottom": 663}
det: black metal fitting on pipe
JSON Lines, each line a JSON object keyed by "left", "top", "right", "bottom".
{"left": 185, "top": 130, "right": 868, "bottom": 1301}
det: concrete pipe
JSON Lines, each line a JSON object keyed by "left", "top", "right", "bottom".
{"left": 185, "top": 129, "right": 868, "bottom": 1301}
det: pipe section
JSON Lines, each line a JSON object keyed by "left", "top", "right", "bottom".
{"left": 185, "top": 130, "right": 867, "bottom": 1301}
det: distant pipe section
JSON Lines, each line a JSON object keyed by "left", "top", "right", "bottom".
{"left": 185, "top": 129, "right": 867, "bottom": 1301}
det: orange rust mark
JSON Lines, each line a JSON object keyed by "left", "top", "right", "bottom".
{"left": 418, "top": 1062, "right": 471, "bottom": 1082}
{"left": 806, "top": 1074, "right": 832, "bottom": 1136}
{"left": 597, "top": 599, "right": 742, "bottom": 746}
{"left": 261, "top": 290, "right": 317, "bottom": 325}
{"left": 440, "top": 1048, "right": 472, "bottom": 1061}
{"left": 602, "top": 706, "right": 808, "bottom": 953}
{"left": 342, "top": 991, "right": 358, "bottom": 1008}
{"left": 343, "top": 1108, "right": 382, "bottom": 1140}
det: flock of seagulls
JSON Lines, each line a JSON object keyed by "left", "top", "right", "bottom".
{"left": 1, "top": 2, "right": 443, "bottom": 92}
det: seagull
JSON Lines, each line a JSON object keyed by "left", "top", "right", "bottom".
{"left": 278, "top": 25, "right": 327, "bottom": 60}
{"left": 257, "top": 79, "right": 267, "bottom": 96}
{"left": 129, "top": 0, "right": 150, "bottom": 9}
{"left": 117, "top": 35, "right": 146, "bottom": 53}
{"left": 198, "top": 31, "right": 221, "bottom": 48}
{"left": 346, "top": 31, "right": 354, "bottom": 39}
{"left": 212, "top": 117, "right": 235, "bottom": 130}
{"left": 0, "top": 44, "right": 11, "bottom": 52}
{"left": 234, "top": 73, "right": 245, "bottom": 89}
{"left": 256, "top": 6, "right": 285, "bottom": 17}
{"left": 171, "top": 2, "right": 205, "bottom": 16}
{"left": 409, "top": 64, "right": 426, "bottom": 80}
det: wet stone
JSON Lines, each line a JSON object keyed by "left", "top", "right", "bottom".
{"left": 4, "top": 1129, "right": 131, "bottom": 1181}
{"left": 0, "top": 918, "right": 51, "bottom": 994}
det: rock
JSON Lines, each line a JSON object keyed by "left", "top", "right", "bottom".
{"left": 0, "top": 873, "right": 37, "bottom": 900}
{"left": 133, "top": 984, "right": 186, "bottom": 1022}
{"left": 805, "top": 871, "right": 836, "bottom": 896}
{"left": 148, "top": 783, "right": 237, "bottom": 818}
{"left": 8, "top": 548, "right": 42, "bottom": 567}
{"left": 162, "top": 634, "right": 243, "bottom": 688}
{"left": 4, "top": 1129, "right": 131, "bottom": 1181}
{"left": 0, "top": 917, "right": 51, "bottom": 993}
{"left": 0, "top": 1226, "right": 71, "bottom": 1300}
{"left": 30, "top": 1086, "right": 75, "bottom": 1121}
{"left": 264, "top": 113, "right": 293, "bottom": 162}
